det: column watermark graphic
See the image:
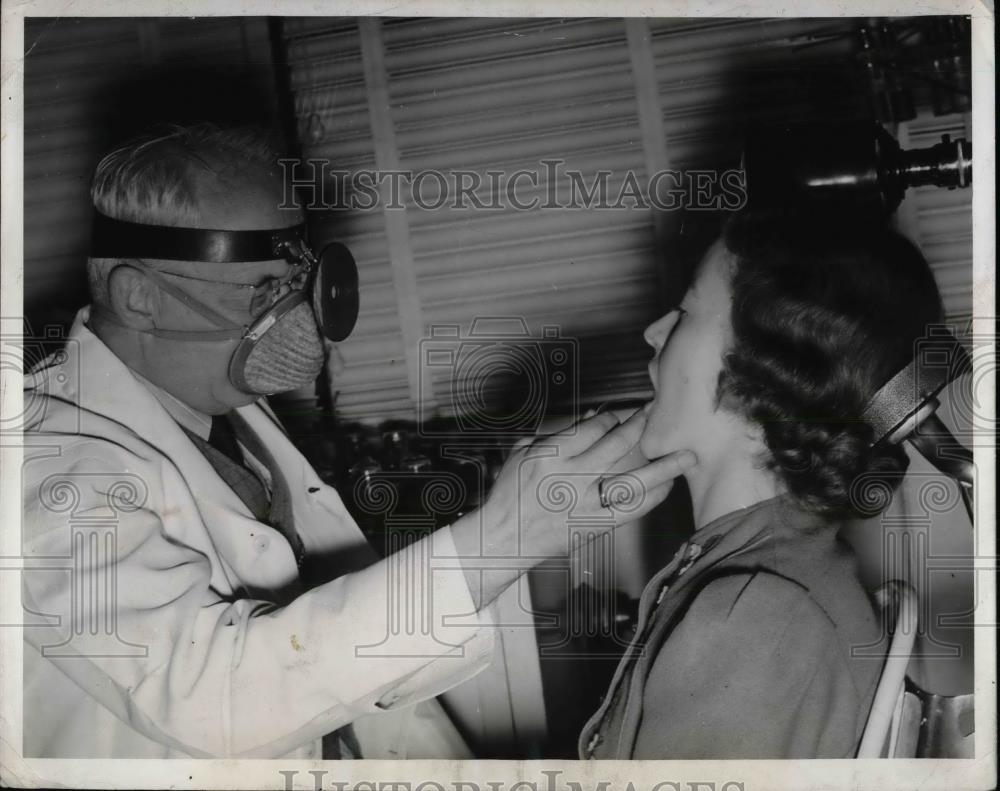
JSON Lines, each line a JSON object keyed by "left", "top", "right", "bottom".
{"left": 24, "top": 473, "right": 150, "bottom": 658}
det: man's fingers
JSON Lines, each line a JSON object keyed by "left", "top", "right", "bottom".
{"left": 575, "top": 408, "right": 646, "bottom": 466}
{"left": 597, "top": 450, "right": 697, "bottom": 517}
{"left": 594, "top": 473, "right": 675, "bottom": 523}
{"left": 613, "top": 477, "right": 675, "bottom": 521}
{"left": 546, "top": 411, "right": 620, "bottom": 456}
{"left": 631, "top": 450, "right": 698, "bottom": 491}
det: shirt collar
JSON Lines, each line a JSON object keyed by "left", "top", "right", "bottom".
{"left": 673, "top": 494, "right": 807, "bottom": 575}
{"left": 694, "top": 494, "right": 785, "bottom": 544}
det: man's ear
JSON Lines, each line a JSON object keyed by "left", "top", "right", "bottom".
{"left": 107, "top": 265, "right": 158, "bottom": 330}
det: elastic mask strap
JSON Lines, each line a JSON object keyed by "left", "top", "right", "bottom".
{"left": 147, "top": 326, "right": 246, "bottom": 342}
{"left": 97, "top": 261, "right": 249, "bottom": 342}
{"left": 90, "top": 304, "right": 246, "bottom": 342}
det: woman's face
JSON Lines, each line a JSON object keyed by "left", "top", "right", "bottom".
{"left": 639, "top": 240, "right": 735, "bottom": 461}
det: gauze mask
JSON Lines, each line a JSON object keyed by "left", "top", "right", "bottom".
{"left": 89, "top": 211, "right": 360, "bottom": 396}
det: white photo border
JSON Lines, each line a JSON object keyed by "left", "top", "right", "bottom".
{"left": 1, "top": 1, "right": 995, "bottom": 789}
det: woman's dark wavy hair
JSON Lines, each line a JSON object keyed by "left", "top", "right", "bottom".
{"left": 717, "top": 211, "right": 944, "bottom": 521}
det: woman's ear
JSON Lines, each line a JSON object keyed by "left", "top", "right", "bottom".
{"left": 714, "top": 374, "right": 766, "bottom": 445}
{"left": 743, "top": 416, "right": 767, "bottom": 444}
{"left": 107, "top": 265, "right": 158, "bottom": 330}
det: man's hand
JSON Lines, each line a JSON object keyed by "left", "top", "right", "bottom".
{"left": 450, "top": 410, "right": 696, "bottom": 608}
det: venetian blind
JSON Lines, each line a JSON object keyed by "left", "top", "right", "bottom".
{"left": 23, "top": 16, "right": 280, "bottom": 333}
{"left": 280, "top": 17, "right": 972, "bottom": 422}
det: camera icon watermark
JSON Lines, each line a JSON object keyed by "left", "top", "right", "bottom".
{"left": 910, "top": 321, "right": 994, "bottom": 445}
{"left": 417, "top": 317, "right": 579, "bottom": 438}
{"left": 1, "top": 319, "right": 80, "bottom": 435}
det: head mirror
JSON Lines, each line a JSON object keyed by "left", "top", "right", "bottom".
{"left": 313, "top": 242, "right": 359, "bottom": 342}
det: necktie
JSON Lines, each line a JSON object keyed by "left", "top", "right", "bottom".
{"left": 225, "top": 411, "right": 306, "bottom": 568}
{"left": 181, "top": 414, "right": 271, "bottom": 523}
{"left": 208, "top": 414, "right": 246, "bottom": 467}
{"left": 193, "top": 415, "right": 361, "bottom": 756}
{"left": 223, "top": 413, "right": 359, "bottom": 758}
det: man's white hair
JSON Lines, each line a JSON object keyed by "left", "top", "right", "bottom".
{"left": 87, "top": 122, "right": 280, "bottom": 308}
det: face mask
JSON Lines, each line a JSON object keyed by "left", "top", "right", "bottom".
{"left": 89, "top": 212, "right": 359, "bottom": 396}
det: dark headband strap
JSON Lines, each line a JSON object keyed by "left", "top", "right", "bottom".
{"left": 90, "top": 211, "right": 308, "bottom": 263}
{"left": 862, "top": 333, "right": 970, "bottom": 444}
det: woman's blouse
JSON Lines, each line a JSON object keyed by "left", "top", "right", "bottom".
{"left": 579, "top": 494, "right": 886, "bottom": 759}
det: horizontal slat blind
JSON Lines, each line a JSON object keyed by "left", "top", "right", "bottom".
{"left": 24, "top": 19, "right": 144, "bottom": 327}
{"left": 649, "top": 18, "right": 865, "bottom": 167}
{"left": 896, "top": 113, "right": 973, "bottom": 326}
{"left": 24, "top": 17, "right": 280, "bottom": 331}
{"left": 283, "top": 17, "right": 972, "bottom": 423}
{"left": 285, "top": 19, "right": 414, "bottom": 417}
{"left": 286, "top": 18, "right": 661, "bottom": 421}
{"left": 386, "top": 18, "right": 657, "bottom": 417}
{"left": 648, "top": 18, "right": 972, "bottom": 327}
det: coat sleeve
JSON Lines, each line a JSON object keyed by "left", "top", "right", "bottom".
{"left": 21, "top": 438, "right": 494, "bottom": 758}
{"left": 632, "top": 571, "right": 866, "bottom": 759}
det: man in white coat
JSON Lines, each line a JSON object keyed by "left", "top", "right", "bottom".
{"left": 20, "top": 124, "right": 695, "bottom": 759}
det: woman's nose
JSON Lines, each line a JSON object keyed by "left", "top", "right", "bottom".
{"left": 643, "top": 311, "right": 678, "bottom": 351}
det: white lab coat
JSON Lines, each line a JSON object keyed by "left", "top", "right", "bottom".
{"left": 20, "top": 308, "right": 494, "bottom": 758}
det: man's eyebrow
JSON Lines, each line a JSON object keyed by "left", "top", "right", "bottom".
{"left": 240, "top": 261, "right": 295, "bottom": 285}
{"left": 150, "top": 257, "right": 291, "bottom": 281}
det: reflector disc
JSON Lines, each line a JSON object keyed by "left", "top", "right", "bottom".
{"left": 313, "top": 242, "right": 359, "bottom": 342}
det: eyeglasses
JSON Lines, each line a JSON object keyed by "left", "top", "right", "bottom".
{"left": 144, "top": 236, "right": 321, "bottom": 320}
{"left": 249, "top": 246, "right": 314, "bottom": 316}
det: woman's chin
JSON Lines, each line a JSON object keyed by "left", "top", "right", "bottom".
{"left": 638, "top": 430, "right": 671, "bottom": 461}
{"left": 639, "top": 420, "right": 691, "bottom": 462}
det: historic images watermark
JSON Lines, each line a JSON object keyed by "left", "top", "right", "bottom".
{"left": 276, "top": 770, "right": 748, "bottom": 791}
{"left": 279, "top": 159, "right": 747, "bottom": 212}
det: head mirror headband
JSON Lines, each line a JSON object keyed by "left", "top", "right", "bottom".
{"left": 89, "top": 211, "right": 359, "bottom": 342}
